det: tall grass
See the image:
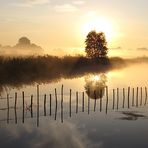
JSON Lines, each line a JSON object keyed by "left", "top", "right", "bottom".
{"left": 0, "top": 55, "right": 147, "bottom": 89}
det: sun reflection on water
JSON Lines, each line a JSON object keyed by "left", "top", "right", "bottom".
{"left": 84, "top": 73, "right": 107, "bottom": 99}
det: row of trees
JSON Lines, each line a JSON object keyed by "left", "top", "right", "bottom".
{"left": 85, "top": 31, "right": 108, "bottom": 59}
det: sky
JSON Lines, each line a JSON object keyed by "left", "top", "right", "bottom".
{"left": 0, "top": 0, "right": 148, "bottom": 57}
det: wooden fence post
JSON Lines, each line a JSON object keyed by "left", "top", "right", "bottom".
{"left": 117, "top": 88, "right": 119, "bottom": 110}
{"left": 100, "top": 89, "right": 102, "bottom": 112}
{"left": 37, "top": 85, "right": 39, "bottom": 127}
{"left": 136, "top": 87, "right": 139, "bottom": 107}
{"left": 94, "top": 90, "right": 96, "bottom": 112}
{"left": 127, "top": 87, "right": 130, "bottom": 108}
{"left": 106, "top": 86, "right": 109, "bottom": 114}
{"left": 76, "top": 92, "right": 78, "bottom": 114}
{"left": 113, "top": 89, "right": 115, "bottom": 110}
{"left": 82, "top": 92, "right": 84, "bottom": 112}
{"left": 61, "top": 85, "right": 64, "bottom": 123}
{"left": 22, "top": 91, "right": 25, "bottom": 123}
{"left": 50, "top": 94, "right": 52, "bottom": 116}
{"left": 70, "top": 89, "right": 72, "bottom": 117}
{"left": 31, "top": 95, "right": 33, "bottom": 118}
{"left": 55, "top": 88, "right": 57, "bottom": 120}
{"left": 14, "top": 92, "right": 17, "bottom": 109}
{"left": 144, "top": 87, "right": 147, "bottom": 105}
{"left": 123, "top": 88, "right": 125, "bottom": 108}
{"left": 88, "top": 89, "right": 90, "bottom": 115}
{"left": 14, "top": 106, "right": 17, "bottom": 124}
{"left": 132, "top": 88, "right": 134, "bottom": 106}
{"left": 44, "top": 94, "right": 46, "bottom": 116}
{"left": 7, "top": 94, "right": 9, "bottom": 124}
{"left": 140, "top": 87, "right": 143, "bottom": 106}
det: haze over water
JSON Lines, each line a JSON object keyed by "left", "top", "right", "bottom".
{"left": 0, "top": 62, "right": 148, "bottom": 148}
{"left": 0, "top": 0, "right": 148, "bottom": 148}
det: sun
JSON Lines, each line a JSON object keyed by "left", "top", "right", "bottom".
{"left": 91, "top": 75, "right": 101, "bottom": 82}
{"left": 82, "top": 17, "right": 114, "bottom": 41}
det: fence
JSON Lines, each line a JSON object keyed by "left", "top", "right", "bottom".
{"left": 0, "top": 85, "right": 147, "bottom": 127}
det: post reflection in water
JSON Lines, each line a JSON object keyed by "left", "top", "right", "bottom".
{"left": 0, "top": 74, "right": 148, "bottom": 127}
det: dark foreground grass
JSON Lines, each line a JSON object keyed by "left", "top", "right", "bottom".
{"left": 0, "top": 55, "right": 147, "bottom": 88}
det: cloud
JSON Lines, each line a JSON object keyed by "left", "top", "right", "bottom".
{"left": 1, "top": 122, "right": 87, "bottom": 148}
{"left": 110, "top": 47, "right": 122, "bottom": 50}
{"left": 72, "top": 0, "right": 85, "bottom": 5}
{"left": 53, "top": 1, "right": 85, "bottom": 13}
{"left": 11, "top": 3, "right": 32, "bottom": 8}
{"left": 0, "top": 37, "right": 44, "bottom": 56}
{"left": 54, "top": 4, "right": 78, "bottom": 12}
{"left": 12, "top": 0, "right": 50, "bottom": 8}
{"left": 27, "top": 0, "right": 50, "bottom": 5}
{"left": 137, "top": 47, "right": 148, "bottom": 51}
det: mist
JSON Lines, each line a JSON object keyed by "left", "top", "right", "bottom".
{"left": 0, "top": 37, "right": 44, "bottom": 56}
{"left": 0, "top": 55, "right": 148, "bottom": 92}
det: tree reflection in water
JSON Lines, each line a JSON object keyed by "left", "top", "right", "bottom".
{"left": 84, "top": 73, "right": 107, "bottom": 99}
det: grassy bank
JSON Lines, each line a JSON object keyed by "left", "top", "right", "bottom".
{"left": 0, "top": 55, "right": 147, "bottom": 88}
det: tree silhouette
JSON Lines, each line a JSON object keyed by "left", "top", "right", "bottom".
{"left": 18, "top": 37, "right": 31, "bottom": 45}
{"left": 85, "top": 31, "right": 108, "bottom": 59}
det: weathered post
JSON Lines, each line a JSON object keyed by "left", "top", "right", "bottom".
{"left": 94, "top": 90, "right": 96, "bottom": 112}
{"left": 7, "top": 94, "right": 9, "bottom": 110}
{"left": 140, "top": 87, "right": 143, "bottom": 106}
{"left": 22, "top": 91, "right": 25, "bottom": 123}
{"left": 61, "top": 85, "right": 64, "bottom": 123}
{"left": 14, "top": 92, "right": 17, "bottom": 109}
{"left": 82, "top": 92, "right": 84, "bottom": 112}
{"left": 144, "top": 87, "right": 147, "bottom": 105}
{"left": 76, "top": 92, "right": 78, "bottom": 114}
{"left": 44, "top": 94, "right": 46, "bottom": 116}
{"left": 117, "top": 88, "right": 119, "bottom": 110}
{"left": 88, "top": 89, "right": 90, "bottom": 115}
{"left": 31, "top": 95, "right": 33, "bottom": 118}
{"left": 136, "top": 87, "right": 139, "bottom": 107}
{"left": 7, "top": 94, "right": 9, "bottom": 124}
{"left": 100, "top": 89, "right": 102, "bottom": 112}
{"left": 113, "top": 89, "right": 115, "bottom": 110}
{"left": 106, "top": 86, "right": 109, "bottom": 114}
{"left": 70, "top": 89, "right": 72, "bottom": 117}
{"left": 127, "top": 87, "right": 130, "bottom": 108}
{"left": 132, "top": 88, "right": 134, "bottom": 106}
{"left": 50, "top": 94, "right": 52, "bottom": 116}
{"left": 55, "top": 88, "right": 58, "bottom": 120}
{"left": 37, "top": 85, "right": 39, "bottom": 127}
{"left": 14, "top": 107, "right": 17, "bottom": 124}
{"left": 123, "top": 88, "right": 125, "bottom": 108}
{"left": 61, "top": 85, "right": 63, "bottom": 103}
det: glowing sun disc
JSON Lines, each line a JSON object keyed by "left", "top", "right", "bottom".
{"left": 91, "top": 75, "right": 101, "bottom": 82}
{"left": 83, "top": 18, "right": 114, "bottom": 41}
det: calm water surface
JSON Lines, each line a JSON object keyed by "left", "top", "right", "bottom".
{"left": 0, "top": 63, "right": 148, "bottom": 148}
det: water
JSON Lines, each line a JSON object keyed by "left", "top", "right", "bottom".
{"left": 0, "top": 63, "right": 148, "bottom": 148}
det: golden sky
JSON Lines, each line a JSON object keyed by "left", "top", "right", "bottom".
{"left": 0, "top": 0, "right": 148, "bottom": 57}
